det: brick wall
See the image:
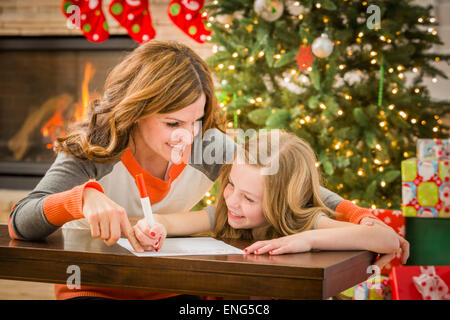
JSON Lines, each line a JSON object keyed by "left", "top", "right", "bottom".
{"left": 0, "top": 0, "right": 214, "bottom": 59}
{"left": 0, "top": 0, "right": 448, "bottom": 119}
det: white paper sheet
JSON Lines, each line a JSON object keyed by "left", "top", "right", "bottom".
{"left": 117, "top": 237, "right": 245, "bottom": 257}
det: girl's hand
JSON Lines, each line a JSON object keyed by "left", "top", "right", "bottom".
{"left": 373, "top": 252, "right": 396, "bottom": 270}
{"left": 244, "top": 233, "right": 312, "bottom": 255}
{"left": 82, "top": 187, "right": 144, "bottom": 253}
{"left": 133, "top": 218, "right": 167, "bottom": 251}
{"left": 360, "top": 217, "right": 410, "bottom": 264}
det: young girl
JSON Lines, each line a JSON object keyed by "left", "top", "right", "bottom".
{"left": 136, "top": 130, "right": 402, "bottom": 259}
{"left": 9, "top": 41, "right": 401, "bottom": 300}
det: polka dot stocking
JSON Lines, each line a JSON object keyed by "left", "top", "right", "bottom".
{"left": 109, "top": 0, "right": 156, "bottom": 43}
{"left": 167, "top": 0, "right": 211, "bottom": 43}
{"left": 61, "top": 0, "right": 109, "bottom": 43}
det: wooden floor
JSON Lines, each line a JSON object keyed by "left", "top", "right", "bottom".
{"left": 1, "top": 210, "right": 55, "bottom": 300}
{"left": 0, "top": 279, "right": 55, "bottom": 300}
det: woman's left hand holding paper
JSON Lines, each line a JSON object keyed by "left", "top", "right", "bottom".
{"left": 133, "top": 218, "right": 167, "bottom": 251}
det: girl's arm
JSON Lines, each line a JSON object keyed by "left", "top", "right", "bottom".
{"left": 318, "top": 190, "right": 410, "bottom": 262}
{"left": 306, "top": 217, "right": 400, "bottom": 253}
{"left": 153, "top": 210, "right": 211, "bottom": 236}
{"left": 244, "top": 216, "right": 400, "bottom": 255}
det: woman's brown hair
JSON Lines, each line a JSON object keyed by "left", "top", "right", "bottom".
{"left": 214, "top": 130, "right": 335, "bottom": 240}
{"left": 56, "top": 40, "right": 221, "bottom": 163}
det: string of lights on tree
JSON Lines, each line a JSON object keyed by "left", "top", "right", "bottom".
{"left": 195, "top": 0, "right": 450, "bottom": 210}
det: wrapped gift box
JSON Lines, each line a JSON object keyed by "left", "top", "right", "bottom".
{"left": 370, "top": 209, "right": 405, "bottom": 275}
{"left": 401, "top": 158, "right": 450, "bottom": 218}
{"left": 341, "top": 275, "right": 391, "bottom": 300}
{"left": 405, "top": 217, "right": 450, "bottom": 265}
{"left": 417, "top": 139, "right": 450, "bottom": 160}
{"left": 389, "top": 266, "right": 450, "bottom": 300}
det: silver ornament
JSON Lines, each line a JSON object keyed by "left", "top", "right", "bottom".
{"left": 254, "top": 0, "right": 284, "bottom": 22}
{"left": 216, "top": 14, "right": 233, "bottom": 25}
{"left": 233, "top": 10, "right": 245, "bottom": 20}
{"left": 311, "top": 33, "right": 334, "bottom": 58}
{"left": 286, "top": 0, "right": 307, "bottom": 16}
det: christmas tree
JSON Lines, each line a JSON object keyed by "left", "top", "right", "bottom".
{"left": 199, "top": 0, "right": 450, "bottom": 209}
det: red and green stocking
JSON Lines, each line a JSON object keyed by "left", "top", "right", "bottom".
{"left": 167, "top": 0, "right": 211, "bottom": 43}
{"left": 61, "top": 0, "right": 109, "bottom": 43}
{"left": 61, "top": 0, "right": 212, "bottom": 44}
{"left": 109, "top": 0, "right": 156, "bottom": 43}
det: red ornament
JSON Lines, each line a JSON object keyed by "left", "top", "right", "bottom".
{"left": 295, "top": 45, "right": 314, "bottom": 70}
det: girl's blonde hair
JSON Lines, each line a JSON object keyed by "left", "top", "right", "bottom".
{"left": 56, "top": 40, "right": 221, "bottom": 163}
{"left": 214, "top": 130, "right": 335, "bottom": 240}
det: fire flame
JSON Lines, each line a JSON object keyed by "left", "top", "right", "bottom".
{"left": 75, "top": 62, "right": 95, "bottom": 122}
{"left": 41, "top": 109, "right": 64, "bottom": 149}
{"left": 41, "top": 63, "right": 95, "bottom": 149}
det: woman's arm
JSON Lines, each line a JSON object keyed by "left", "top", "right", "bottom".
{"left": 334, "top": 199, "right": 379, "bottom": 223}
{"left": 244, "top": 216, "right": 400, "bottom": 255}
{"left": 9, "top": 152, "right": 112, "bottom": 240}
{"left": 320, "top": 187, "right": 380, "bottom": 224}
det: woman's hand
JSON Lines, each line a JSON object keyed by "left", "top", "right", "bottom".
{"left": 82, "top": 187, "right": 144, "bottom": 253}
{"left": 244, "top": 233, "right": 312, "bottom": 255}
{"left": 133, "top": 218, "right": 167, "bottom": 251}
{"left": 360, "top": 217, "right": 409, "bottom": 264}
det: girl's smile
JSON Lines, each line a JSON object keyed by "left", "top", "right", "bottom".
{"left": 224, "top": 163, "right": 267, "bottom": 231}
{"left": 227, "top": 209, "right": 244, "bottom": 220}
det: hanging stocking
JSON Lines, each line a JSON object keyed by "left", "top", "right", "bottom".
{"left": 167, "top": 0, "right": 211, "bottom": 43}
{"left": 61, "top": 0, "right": 109, "bottom": 43}
{"left": 109, "top": 0, "right": 156, "bottom": 43}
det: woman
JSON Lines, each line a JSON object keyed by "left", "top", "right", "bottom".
{"left": 8, "top": 41, "right": 406, "bottom": 300}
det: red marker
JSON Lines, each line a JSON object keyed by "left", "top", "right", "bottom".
{"left": 135, "top": 173, "right": 154, "bottom": 227}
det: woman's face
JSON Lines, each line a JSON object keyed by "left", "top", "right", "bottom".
{"left": 223, "top": 163, "right": 267, "bottom": 231}
{"left": 136, "top": 93, "right": 206, "bottom": 164}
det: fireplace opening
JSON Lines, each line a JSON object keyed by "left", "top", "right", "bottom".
{"left": 0, "top": 36, "right": 138, "bottom": 189}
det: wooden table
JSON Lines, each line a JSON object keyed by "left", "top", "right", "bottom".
{"left": 0, "top": 225, "right": 376, "bottom": 299}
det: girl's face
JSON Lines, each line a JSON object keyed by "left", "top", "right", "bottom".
{"left": 223, "top": 163, "right": 267, "bottom": 231}
{"left": 136, "top": 93, "right": 205, "bottom": 164}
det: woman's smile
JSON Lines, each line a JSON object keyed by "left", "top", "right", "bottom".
{"left": 166, "top": 142, "right": 186, "bottom": 151}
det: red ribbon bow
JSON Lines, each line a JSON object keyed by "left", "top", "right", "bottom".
{"left": 413, "top": 266, "right": 450, "bottom": 300}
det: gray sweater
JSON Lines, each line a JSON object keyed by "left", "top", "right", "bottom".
{"left": 9, "top": 128, "right": 343, "bottom": 240}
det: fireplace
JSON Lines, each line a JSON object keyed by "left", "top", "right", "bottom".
{"left": 0, "top": 36, "right": 138, "bottom": 189}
